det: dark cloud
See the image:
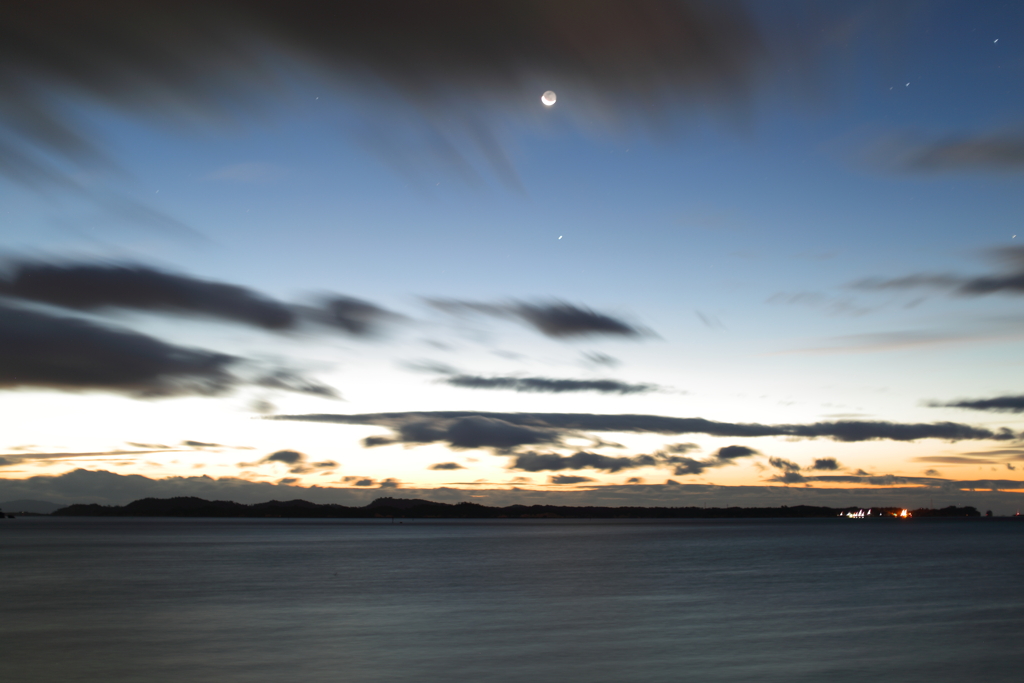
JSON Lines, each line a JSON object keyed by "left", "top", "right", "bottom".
{"left": 549, "top": 475, "right": 595, "bottom": 485}
{"left": 341, "top": 476, "right": 377, "bottom": 487}
{"left": 768, "top": 457, "right": 801, "bottom": 472}
{"left": 769, "top": 471, "right": 808, "bottom": 484}
{"left": 715, "top": 445, "right": 757, "bottom": 460}
{"left": 0, "top": 260, "right": 395, "bottom": 337}
{"left": 429, "top": 462, "right": 465, "bottom": 471}
{"left": 182, "top": 441, "right": 220, "bottom": 449}
{"left": 360, "top": 415, "right": 559, "bottom": 452}
{"left": 251, "top": 449, "right": 335, "bottom": 474}
{"left": 273, "top": 411, "right": 1017, "bottom": 448}
{"left": 668, "top": 445, "right": 760, "bottom": 476}
{"left": 626, "top": 477, "right": 643, "bottom": 484}
{"left": 1, "top": 1, "right": 766, "bottom": 189}
{"left": 511, "top": 451, "right": 659, "bottom": 473}
{"left": 426, "top": 299, "right": 645, "bottom": 338}
{"left": 811, "top": 457, "right": 840, "bottom": 471}
{"left": 263, "top": 450, "right": 304, "bottom": 465}
{"left": 413, "top": 359, "right": 657, "bottom": 394}
{"left": 442, "top": 374, "right": 658, "bottom": 395}
{"left": 934, "top": 395, "right": 1024, "bottom": 413}
{"left": 0, "top": 302, "right": 235, "bottom": 397}
{"left": 362, "top": 436, "right": 397, "bottom": 448}
{"left": 0, "top": 457, "right": 11, "bottom": 467}
{"left": 378, "top": 479, "right": 400, "bottom": 489}
{"left": 445, "top": 417, "right": 557, "bottom": 451}
{"left": 0, "top": 261, "right": 296, "bottom": 329}
{"left": 513, "top": 302, "right": 641, "bottom": 338}
{"left": 660, "top": 457, "right": 708, "bottom": 476}
{"left": 303, "top": 296, "right": 400, "bottom": 336}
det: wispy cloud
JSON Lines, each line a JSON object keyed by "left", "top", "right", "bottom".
{"left": 1, "top": 1, "right": 768, "bottom": 190}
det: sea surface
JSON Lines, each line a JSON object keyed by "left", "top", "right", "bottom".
{"left": 2, "top": 517, "right": 1022, "bottom": 683}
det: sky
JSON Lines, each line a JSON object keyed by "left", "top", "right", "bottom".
{"left": 3, "top": 0, "right": 1024, "bottom": 513}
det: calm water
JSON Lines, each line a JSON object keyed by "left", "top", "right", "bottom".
{"left": 2, "top": 517, "right": 1022, "bottom": 683}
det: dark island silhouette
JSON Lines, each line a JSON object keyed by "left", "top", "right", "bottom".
{"left": 48, "top": 497, "right": 987, "bottom": 519}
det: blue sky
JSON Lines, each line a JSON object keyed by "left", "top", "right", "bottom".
{"left": 3, "top": 1, "right": 1024, "bottom": 512}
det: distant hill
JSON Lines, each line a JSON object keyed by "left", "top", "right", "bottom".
{"left": 0, "top": 499, "right": 64, "bottom": 514}
{"left": 48, "top": 497, "right": 989, "bottom": 519}
{"left": 366, "top": 497, "right": 447, "bottom": 510}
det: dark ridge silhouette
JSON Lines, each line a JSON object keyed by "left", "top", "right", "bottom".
{"left": 48, "top": 497, "right": 991, "bottom": 520}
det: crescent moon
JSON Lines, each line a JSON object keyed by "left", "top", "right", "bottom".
{"left": 541, "top": 90, "right": 557, "bottom": 106}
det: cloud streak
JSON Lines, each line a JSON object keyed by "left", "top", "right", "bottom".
{"left": 427, "top": 299, "right": 646, "bottom": 338}
{"left": 512, "top": 451, "right": 660, "bottom": 473}
{"left": 932, "top": 395, "right": 1024, "bottom": 413}
{"left": 0, "top": 260, "right": 396, "bottom": 337}
{"left": 441, "top": 374, "right": 658, "bottom": 395}
{"left": 272, "top": 411, "right": 1017, "bottom": 450}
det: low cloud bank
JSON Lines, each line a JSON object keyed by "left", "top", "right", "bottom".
{"left": 0, "top": 302, "right": 337, "bottom": 399}
{"left": 0, "top": 303, "right": 235, "bottom": 397}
